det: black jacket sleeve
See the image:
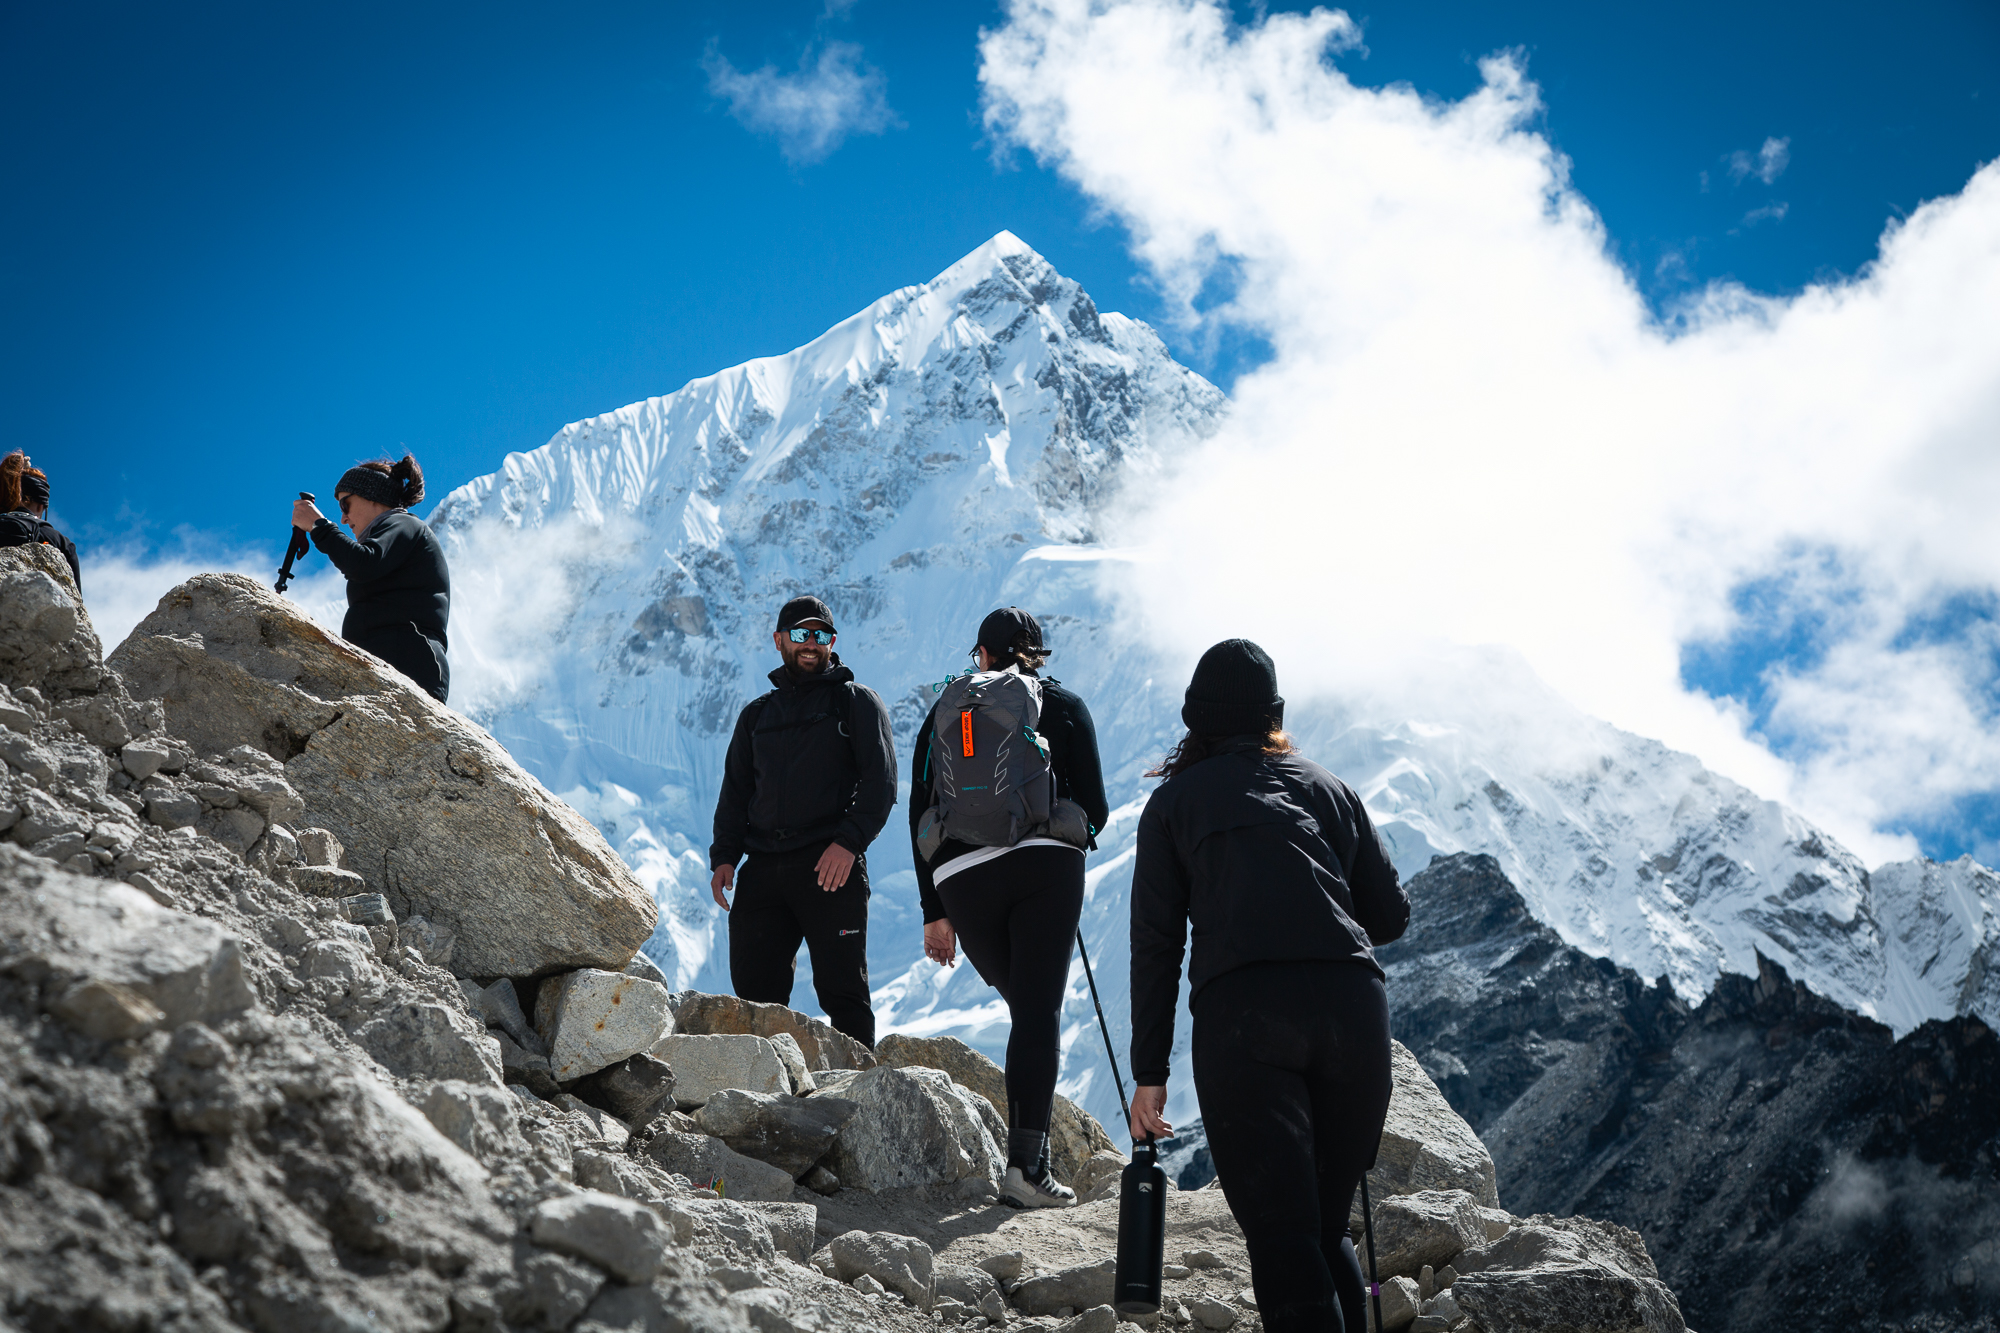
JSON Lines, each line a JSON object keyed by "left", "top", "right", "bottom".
{"left": 832, "top": 684, "right": 897, "bottom": 856}
{"left": 709, "top": 701, "right": 761, "bottom": 870}
{"left": 1046, "top": 685, "right": 1110, "bottom": 843}
{"left": 1321, "top": 778, "right": 1409, "bottom": 946}
{"left": 40, "top": 525, "right": 80, "bottom": 593}
{"left": 909, "top": 701, "right": 945, "bottom": 921}
{"left": 310, "top": 515, "right": 421, "bottom": 581}
{"left": 1129, "top": 792, "right": 1191, "bottom": 1086}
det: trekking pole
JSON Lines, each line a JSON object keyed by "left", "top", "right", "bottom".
{"left": 1361, "top": 1174, "right": 1385, "bottom": 1333}
{"left": 276, "top": 492, "right": 314, "bottom": 594}
{"left": 1075, "top": 928, "right": 1132, "bottom": 1134}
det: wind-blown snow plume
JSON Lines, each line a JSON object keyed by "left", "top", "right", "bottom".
{"left": 979, "top": 0, "right": 2000, "bottom": 863}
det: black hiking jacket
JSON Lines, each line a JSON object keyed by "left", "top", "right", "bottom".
{"left": 908, "top": 674, "right": 1110, "bottom": 922}
{"left": 0, "top": 510, "right": 81, "bottom": 592}
{"left": 710, "top": 655, "right": 896, "bottom": 866}
{"left": 1129, "top": 741, "right": 1408, "bottom": 1085}
{"left": 310, "top": 510, "right": 451, "bottom": 648}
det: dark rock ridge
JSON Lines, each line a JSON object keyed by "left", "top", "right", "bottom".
{"left": 1379, "top": 852, "right": 2000, "bottom": 1333}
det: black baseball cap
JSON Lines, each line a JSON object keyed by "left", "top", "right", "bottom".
{"left": 975, "top": 606, "right": 1042, "bottom": 658}
{"left": 776, "top": 595, "right": 837, "bottom": 634}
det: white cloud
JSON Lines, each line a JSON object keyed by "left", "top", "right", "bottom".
{"left": 1729, "top": 135, "right": 1792, "bottom": 185}
{"left": 1739, "top": 201, "right": 1790, "bottom": 227}
{"left": 980, "top": 0, "right": 2000, "bottom": 863}
{"left": 83, "top": 535, "right": 345, "bottom": 656}
{"left": 704, "top": 38, "right": 899, "bottom": 165}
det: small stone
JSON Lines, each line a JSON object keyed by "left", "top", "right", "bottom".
{"left": 1374, "top": 1275, "right": 1420, "bottom": 1331}
{"left": 852, "top": 1274, "right": 887, "bottom": 1297}
{"left": 144, "top": 791, "right": 201, "bottom": 831}
{"left": 1410, "top": 1317, "right": 1453, "bottom": 1333}
{"left": 1235, "top": 1289, "right": 1256, "bottom": 1308}
{"left": 290, "top": 864, "right": 367, "bottom": 897}
{"left": 1181, "top": 1251, "right": 1226, "bottom": 1270}
{"left": 573, "top": 1052, "right": 676, "bottom": 1131}
{"left": 125, "top": 872, "right": 176, "bottom": 907}
{"left": 801, "top": 1164, "right": 840, "bottom": 1195}
{"left": 1055, "top": 1307, "right": 1118, "bottom": 1333}
{"left": 1419, "top": 1264, "right": 1435, "bottom": 1300}
{"left": 340, "top": 893, "right": 393, "bottom": 927}
{"left": 535, "top": 967, "right": 672, "bottom": 1081}
{"left": 975, "top": 1251, "right": 1025, "bottom": 1281}
{"left": 474, "top": 977, "right": 542, "bottom": 1050}
{"left": 1186, "top": 1295, "right": 1236, "bottom": 1330}
{"left": 642, "top": 1129, "right": 798, "bottom": 1202}
{"left": 768, "top": 1029, "right": 817, "bottom": 1094}
{"left": 529, "top": 1191, "right": 669, "bottom": 1284}
{"left": 829, "top": 1229, "right": 936, "bottom": 1310}
{"left": 294, "top": 826, "right": 344, "bottom": 867}
{"left": 120, "top": 739, "right": 173, "bottom": 780}
{"left": 1013, "top": 1258, "right": 1116, "bottom": 1317}
{"left": 1162, "top": 1264, "right": 1191, "bottom": 1280}
{"left": 50, "top": 978, "right": 165, "bottom": 1042}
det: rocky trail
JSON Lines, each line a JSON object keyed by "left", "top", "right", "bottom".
{"left": 2, "top": 545, "right": 1690, "bottom": 1332}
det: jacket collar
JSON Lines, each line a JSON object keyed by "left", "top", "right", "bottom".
{"left": 768, "top": 652, "right": 854, "bottom": 692}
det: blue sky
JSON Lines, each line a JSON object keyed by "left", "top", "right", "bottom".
{"left": 7, "top": 0, "right": 1994, "bottom": 556}
{"left": 6, "top": 0, "right": 2000, "bottom": 861}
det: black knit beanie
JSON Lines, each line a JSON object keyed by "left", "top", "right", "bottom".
{"left": 1181, "top": 638, "right": 1284, "bottom": 736}
{"left": 336, "top": 466, "right": 405, "bottom": 507}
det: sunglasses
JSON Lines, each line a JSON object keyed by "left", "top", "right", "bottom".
{"left": 786, "top": 628, "right": 834, "bottom": 645}
{"left": 336, "top": 494, "right": 354, "bottom": 514}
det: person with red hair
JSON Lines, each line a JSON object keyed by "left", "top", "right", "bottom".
{"left": 0, "top": 451, "right": 81, "bottom": 591}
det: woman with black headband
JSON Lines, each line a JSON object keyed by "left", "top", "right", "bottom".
{"left": 291, "top": 454, "right": 451, "bottom": 702}
{"left": 1128, "top": 639, "right": 1409, "bottom": 1333}
{"left": 0, "top": 451, "right": 81, "bottom": 592}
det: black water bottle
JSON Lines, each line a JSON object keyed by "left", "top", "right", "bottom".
{"left": 1114, "top": 1138, "right": 1167, "bottom": 1314}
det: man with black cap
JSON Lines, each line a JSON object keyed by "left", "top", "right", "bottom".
{"left": 1127, "top": 638, "right": 1408, "bottom": 1333}
{"left": 709, "top": 595, "right": 896, "bottom": 1046}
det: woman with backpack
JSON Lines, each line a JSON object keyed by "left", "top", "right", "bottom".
{"left": 290, "top": 454, "right": 452, "bottom": 702}
{"left": 911, "top": 606, "right": 1109, "bottom": 1208}
{"left": 1127, "top": 639, "right": 1410, "bottom": 1333}
{"left": 0, "top": 451, "right": 81, "bottom": 592}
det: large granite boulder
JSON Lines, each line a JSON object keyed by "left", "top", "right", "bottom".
{"left": 876, "top": 1031, "right": 1118, "bottom": 1184}
{"left": 1351, "top": 1041, "right": 1501, "bottom": 1230}
{"left": 106, "top": 574, "right": 654, "bottom": 978}
{"left": 815, "top": 1065, "right": 1004, "bottom": 1191}
{"left": 1452, "top": 1212, "right": 1687, "bottom": 1332}
{"left": 0, "top": 544, "right": 103, "bottom": 697}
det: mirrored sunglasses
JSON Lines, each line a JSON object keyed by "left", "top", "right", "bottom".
{"left": 786, "top": 627, "right": 834, "bottom": 645}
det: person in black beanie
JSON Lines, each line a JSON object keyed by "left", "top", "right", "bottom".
{"left": 709, "top": 595, "right": 897, "bottom": 1047}
{"left": 911, "top": 606, "right": 1109, "bottom": 1207}
{"left": 1128, "top": 639, "right": 1410, "bottom": 1333}
{"left": 291, "top": 454, "right": 451, "bottom": 702}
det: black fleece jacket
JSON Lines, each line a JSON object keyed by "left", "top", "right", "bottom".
{"left": 1129, "top": 741, "right": 1408, "bottom": 1085}
{"left": 0, "top": 510, "right": 80, "bottom": 592}
{"left": 309, "top": 510, "right": 451, "bottom": 647}
{"left": 909, "top": 674, "right": 1109, "bottom": 923}
{"left": 710, "top": 655, "right": 897, "bottom": 867}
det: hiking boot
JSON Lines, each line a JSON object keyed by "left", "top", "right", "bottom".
{"left": 1000, "top": 1164, "right": 1077, "bottom": 1209}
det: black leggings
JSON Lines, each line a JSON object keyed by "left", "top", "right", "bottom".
{"left": 729, "top": 842, "right": 875, "bottom": 1047}
{"left": 1193, "top": 961, "right": 1392, "bottom": 1333}
{"left": 936, "top": 845, "right": 1086, "bottom": 1136}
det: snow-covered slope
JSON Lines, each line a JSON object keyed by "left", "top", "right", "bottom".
{"left": 429, "top": 234, "right": 1999, "bottom": 1137}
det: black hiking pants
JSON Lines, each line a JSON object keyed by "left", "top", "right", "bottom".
{"left": 729, "top": 840, "right": 875, "bottom": 1047}
{"left": 1193, "top": 960, "right": 1392, "bottom": 1333}
{"left": 936, "top": 844, "right": 1086, "bottom": 1137}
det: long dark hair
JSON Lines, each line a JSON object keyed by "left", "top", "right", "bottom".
{"left": 990, "top": 633, "right": 1052, "bottom": 672}
{"left": 353, "top": 453, "right": 425, "bottom": 507}
{"left": 1148, "top": 728, "right": 1295, "bottom": 781}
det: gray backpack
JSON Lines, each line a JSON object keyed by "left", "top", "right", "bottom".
{"left": 916, "top": 668, "right": 1088, "bottom": 862}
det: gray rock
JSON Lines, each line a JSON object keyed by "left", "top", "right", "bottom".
{"left": 1373, "top": 1275, "right": 1420, "bottom": 1330}
{"left": 654, "top": 1032, "right": 789, "bottom": 1107}
{"left": 472, "top": 977, "right": 541, "bottom": 1048}
{"left": 529, "top": 1191, "right": 669, "bottom": 1284}
{"left": 420, "top": 1079, "right": 531, "bottom": 1164}
{"left": 340, "top": 892, "right": 393, "bottom": 927}
{"left": 1182, "top": 1250, "right": 1226, "bottom": 1270}
{"left": 0, "top": 849, "right": 252, "bottom": 1026}
{"left": 624, "top": 950, "right": 669, "bottom": 986}
{"left": 495, "top": 1030, "right": 561, "bottom": 1097}
{"left": 738, "top": 1201, "right": 818, "bottom": 1264}
{"left": 289, "top": 864, "right": 367, "bottom": 897}
{"left": 1056, "top": 1308, "right": 1119, "bottom": 1333}
{"left": 829, "top": 1229, "right": 935, "bottom": 1310}
{"left": 1074, "top": 1149, "right": 1128, "bottom": 1204}
{"left": 1185, "top": 1294, "right": 1238, "bottom": 1330}
{"left": 694, "top": 1087, "right": 858, "bottom": 1177}
{"left": 534, "top": 967, "right": 673, "bottom": 1080}
{"left": 353, "top": 1001, "right": 503, "bottom": 1085}
{"left": 0, "top": 731, "right": 57, "bottom": 785}
{"left": 1355, "top": 1042, "right": 1500, "bottom": 1231}
{"left": 937, "top": 1263, "right": 1007, "bottom": 1322}
{"left": 643, "top": 1129, "right": 799, "bottom": 1202}
{"left": 120, "top": 738, "right": 173, "bottom": 780}
{"left": 0, "top": 546, "right": 102, "bottom": 696}
{"left": 1424, "top": 1287, "right": 1463, "bottom": 1323}
{"left": 801, "top": 1164, "right": 840, "bottom": 1195}
{"left": 671, "top": 990, "right": 876, "bottom": 1072}
{"left": 875, "top": 1031, "right": 1115, "bottom": 1184}
{"left": 108, "top": 573, "right": 656, "bottom": 978}
{"left": 819, "top": 1064, "right": 1005, "bottom": 1192}
{"left": 1014, "top": 1258, "right": 1117, "bottom": 1316}
{"left": 49, "top": 977, "right": 166, "bottom": 1042}
{"left": 976, "top": 1250, "right": 1025, "bottom": 1281}
{"left": 295, "top": 826, "right": 343, "bottom": 867}
{"left": 1453, "top": 1213, "right": 1685, "bottom": 1333}
{"left": 1368, "top": 1189, "right": 1490, "bottom": 1278}
{"left": 767, "top": 1030, "right": 816, "bottom": 1094}
{"left": 0, "top": 683, "right": 33, "bottom": 733}
{"left": 512, "top": 1251, "right": 605, "bottom": 1329}
{"left": 574, "top": 1052, "right": 677, "bottom": 1131}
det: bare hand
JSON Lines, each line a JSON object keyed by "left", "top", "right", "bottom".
{"left": 1130, "top": 1085, "right": 1172, "bottom": 1143}
{"left": 292, "top": 497, "right": 326, "bottom": 531}
{"left": 924, "top": 919, "right": 957, "bottom": 967}
{"left": 815, "top": 842, "right": 856, "bottom": 891}
{"left": 710, "top": 864, "right": 734, "bottom": 910}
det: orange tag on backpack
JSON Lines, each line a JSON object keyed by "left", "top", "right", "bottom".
{"left": 960, "top": 710, "right": 975, "bottom": 757}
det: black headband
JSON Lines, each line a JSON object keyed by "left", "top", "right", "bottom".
{"left": 336, "top": 467, "right": 403, "bottom": 507}
{"left": 19, "top": 473, "right": 49, "bottom": 506}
